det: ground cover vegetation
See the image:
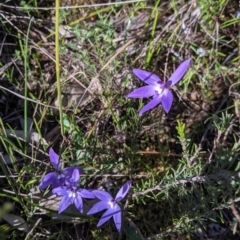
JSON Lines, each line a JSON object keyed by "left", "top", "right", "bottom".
{"left": 0, "top": 0, "right": 240, "bottom": 239}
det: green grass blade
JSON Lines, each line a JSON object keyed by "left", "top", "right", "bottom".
{"left": 55, "top": 0, "right": 64, "bottom": 136}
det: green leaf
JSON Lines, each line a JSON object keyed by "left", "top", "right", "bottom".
{"left": 124, "top": 223, "right": 144, "bottom": 240}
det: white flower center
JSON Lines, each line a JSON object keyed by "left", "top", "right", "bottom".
{"left": 108, "top": 199, "right": 116, "bottom": 208}
{"left": 57, "top": 172, "right": 65, "bottom": 179}
{"left": 69, "top": 190, "right": 77, "bottom": 198}
{"left": 154, "top": 83, "right": 165, "bottom": 96}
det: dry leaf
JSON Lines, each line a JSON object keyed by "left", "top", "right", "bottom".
{"left": 2, "top": 214, "right": 30, "bottom": 233}
{"left": 38, "top": 192, "right": 98, "bottom": 223}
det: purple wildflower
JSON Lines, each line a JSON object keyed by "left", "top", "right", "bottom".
{"left": 87, "top": 180, "right": 131, "bottom": 232}
{"left": 52, "top": 168, "right": 95, "bottom": 213}
{"left": 39, "top": 148, "right": 81, "bottom": 190}
{"left": 127, "top": 59, "right": 191, "bottom": 116}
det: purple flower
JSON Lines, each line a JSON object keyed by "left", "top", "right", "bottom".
{"left": 39, "top": 148, "right": 81, "bottom": 190}
{"left": 52, "top": 168, "right": 95, "bottom": 213}
{"left": 127, "top": 59, "right": 191, "bottom": 116}
{"left": 87, "top": 180, "right": 131, "bottom": 232}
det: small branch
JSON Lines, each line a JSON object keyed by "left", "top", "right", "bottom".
{"left": 25, "top": 218, "right": 42, "bottom": 240}
{"left": 132, "top": 170, "right": 238, "bottom": 198}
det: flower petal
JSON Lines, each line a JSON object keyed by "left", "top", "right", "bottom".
{"left": 167, "top": 59, "right": 191, "bottom": 86}
{"left": 115, "top": 181, "right": 131, "bottom": 202}
{"left": 97, "top": 208, "right": 115, "bottom": 227}
{"left": 87, "top": 201, "right": 110, "bottom": 215}
{"left": 71, "top": 168, "right": 80, "bottom": 182}
{"left": 79, "top": 189, "right": 95, "bottom": 199}
{"left": 49, "top": 148, "right": 61, "bottom": 169}
{"left": 74, "top": 195, "right": 83, "bottom": 213}
{"left": 139, "top": 95, "right": 162, "bottom": 116}
{"left": 64, "top": 166, "right": 82, "bottom": 177}
{"left": 52, "top": 178, "right": 64, "bottom": 189}
{"left": 133, "top": 69, "right": 162, "bottom": 85}
{"left": 161, "top": 89, "right": 173, "bottom": 113}
{"left": 127, "top": 86, "right": 156, "bottom": 98}
{"left": 52, "top": 186, "right": 68, "bottom": 196}
{"left": 113, "top": 205, "right": 122, "bottom": 232}
{"left": 64, "top": 167, "right": 82, "bottom": 187}
{"left": 39, "top": 172, "right": 57, "bottom": 190}
{"left": 58, "top": 195, "right": 72, "bottom": 214}
{"left": 92, "top": 190, "right": 112, "bottom": 201}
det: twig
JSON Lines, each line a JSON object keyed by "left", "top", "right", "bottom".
{"left": 132, "top": 170, "right": 238, "bottom": 198}
{"left": 25, "top": 218, "right": 42, "bottom": 240}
